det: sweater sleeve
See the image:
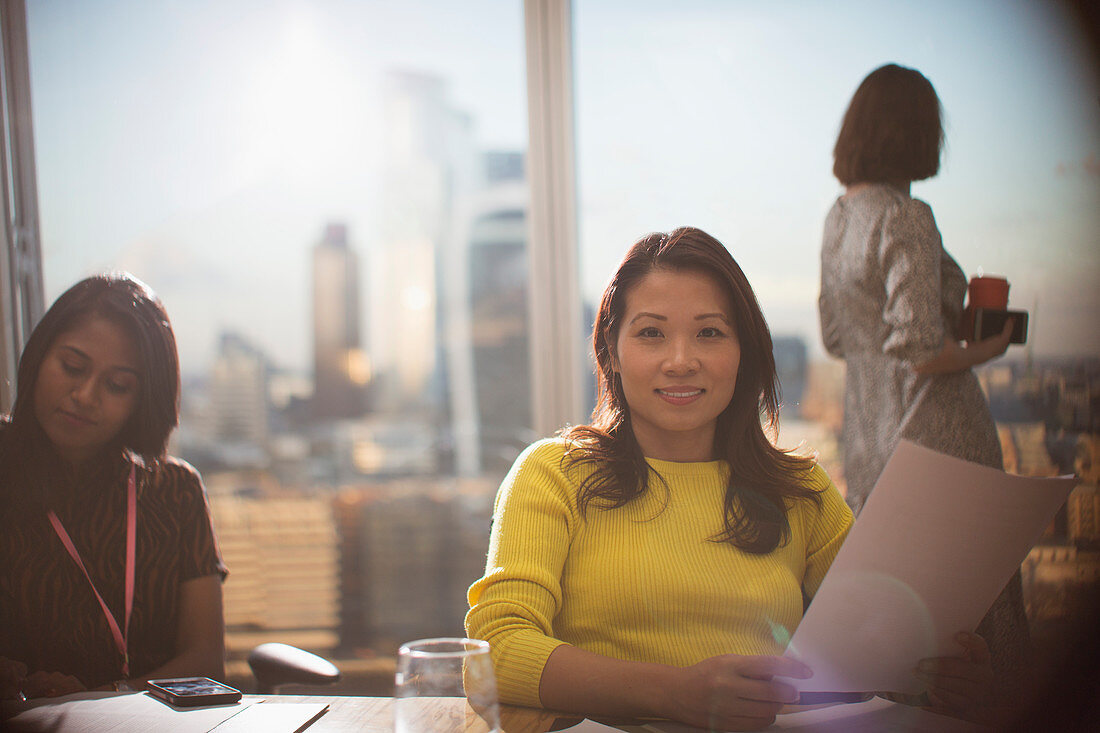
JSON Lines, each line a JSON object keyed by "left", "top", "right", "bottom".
{"left": 465, "top": 440, "right": 576, "bottom": 707}
{"left": 879, "top": 199, "right": 948, "bottom": 366}
{"left": 800, "top": 464, "right": 854, "bottom": 600}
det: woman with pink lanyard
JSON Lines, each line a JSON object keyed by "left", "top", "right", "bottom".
{"left": 0, "top": 273, "right": 227, "bottom": 699}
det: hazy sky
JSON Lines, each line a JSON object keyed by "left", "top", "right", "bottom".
{"left": 25, "top": 0, "right": 1100, "bottom": 375}
{"left": 573, "top": 0, "right": 1100, "bottom": 357}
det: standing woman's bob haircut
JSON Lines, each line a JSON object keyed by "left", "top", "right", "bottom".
{"left": 5, "top": 273, "right": 180, "bottom": 472}
{"left": 832, "top": 63, "right": 944, "bottom": 186}
{"left": 563, "top": 227, "right": 821, "bottom": 554}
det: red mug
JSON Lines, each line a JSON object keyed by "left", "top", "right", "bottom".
{"left": 968, "top": 276, "right": 1009, "bottom": 310}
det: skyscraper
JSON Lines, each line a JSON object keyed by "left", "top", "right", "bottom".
{"left": 444, "top": 151, "right": 532, "bottom": 476}
{"left": 773, "top": 335, "right": 808, "bottom": 419}
{"left": 312, "top": 223, "right": 368, "bottom": 421}
{"left": 209, "top": 331, "right": 269, "bottom": 466}
{"left": 468, "top": 214, "right": 531, "bottom": 470}
{"left": 371, "top": 70, "right": 475, "bottom": 413}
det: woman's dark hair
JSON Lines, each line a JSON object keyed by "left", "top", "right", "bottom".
{"left": 832, "top": 63, "right": 944, "bottom": 186}
{"left": 562, "top": 227, "right": 821, "bottom": 554}
{"left": 3, "top": 272, "right": 180, "bottom": 473}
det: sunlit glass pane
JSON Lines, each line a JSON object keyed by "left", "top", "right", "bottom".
{"left": 29, "top": 0, "right": 528, "bottom": 689}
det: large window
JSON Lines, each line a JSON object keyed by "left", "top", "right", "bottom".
{"left": 20, "top": 0, "right": 1100, "bottom": 691}
{"left": 27, "top": 0, "right": 529, "bottom": 685}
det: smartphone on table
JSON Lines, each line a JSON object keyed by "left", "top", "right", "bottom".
{"left": 146, "top": 677, "right": 242, "bottom": 707}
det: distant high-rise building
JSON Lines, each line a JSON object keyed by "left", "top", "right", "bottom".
{"left": 468, "top": 208, "right": 531, "bottom": 473}
{"left": 483, "top": 150, "right": 524, "bottom": 184}
{"left": 371, "top": 71, "right": 476, "bottom": 416}
{"left": 212, "top": 494, "right": 341, "bottom": 656}
{"left": 209, "top": 332, "right": 269, "bottom": 460}
{"left": 334, "top": 480, "right": 495, "bottom": 652}
{"left": 444, "top": 152, "right": 532, "bottom": 476}
{"left": 312, "top": 223, "right": 368, "bottom": 420}
{"left": 773, "top": 336, "right": 808, "bottom": 419}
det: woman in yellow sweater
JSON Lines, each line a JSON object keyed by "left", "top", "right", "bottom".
{"left": 466, "top": 227, "right": 992, "bottom": 730}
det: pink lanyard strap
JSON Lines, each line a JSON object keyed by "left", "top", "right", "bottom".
{"left": 47, "top": 463, "right": 137, "bottom": 677}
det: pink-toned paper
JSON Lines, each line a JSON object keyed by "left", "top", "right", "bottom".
{"left": 785, "top": 440, "right": 1076, "bottom": 693}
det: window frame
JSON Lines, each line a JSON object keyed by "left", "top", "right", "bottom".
{"left": 0, "top": 0, "right": 44, "bottom": 414}
{"left": 523, "top": 0, "right": 587, "bottom": 435}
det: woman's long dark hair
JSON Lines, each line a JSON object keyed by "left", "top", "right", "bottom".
{"left": 0, "top": 273, "right": 180, "bottom": 483}
{"left": 562, "top": 227, "right": 820, "bottom": 554}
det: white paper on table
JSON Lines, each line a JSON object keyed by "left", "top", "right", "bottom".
{"left": 784, "top": 440, "right": 1077, "bottom": 694}
{"left": 210, "top": 701, "right": 329, "bottom": 731}
{"left": 642, "top": 697, "right": 981, "bottom": 732}
{"left": 767, "top": 697, "right": 979, "bottom": 732}
{"left": 4, "top": 691, "right": 255, "bottom": 732}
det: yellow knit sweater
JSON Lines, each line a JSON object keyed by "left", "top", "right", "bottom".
{"left": 465, "top": 438, "right": 853, "bottom": 708}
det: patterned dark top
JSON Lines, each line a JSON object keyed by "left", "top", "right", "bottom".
{"left": 0, "top": 432, "right": 227, "bottom": 689}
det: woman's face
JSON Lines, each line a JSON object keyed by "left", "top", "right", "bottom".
{"left": 33, "top": 315, "right": 141, "bottom": 464}
{"left": 612, "top": 268, "right": 740, "bottom": 462}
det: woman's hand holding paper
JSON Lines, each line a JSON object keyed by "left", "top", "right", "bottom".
{"left": 668, "top": 654, "right": 813, "bottom": 731}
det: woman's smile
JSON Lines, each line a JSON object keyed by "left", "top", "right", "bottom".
{"left": 655, "top": 386, "right": 705, "bottom": 405}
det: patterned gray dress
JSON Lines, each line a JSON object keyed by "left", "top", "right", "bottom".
{"left": 819, "top": 184, "right": 1001, "bottom": 513}
{"left": 818, "top": 183, "right": 1029, "bottom": 699}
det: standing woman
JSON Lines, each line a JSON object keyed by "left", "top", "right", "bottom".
{"left": 818, "top": 64, "right": 1027, "bottom": 695}
{"left": 469, "top": 228, "right": 993, "bottom": 730}
{"left": 0, "top": 274, "right": 227, "bottom": 699}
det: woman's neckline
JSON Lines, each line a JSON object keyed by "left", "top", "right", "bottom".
{"left": 51, "top": 448, "right": 128, "bottom": 490}
{"left": 644, "top": 454, "right": 725, "bottom": 473}
{"left": 843, "top": 180, "right": 911, "bottom": 198}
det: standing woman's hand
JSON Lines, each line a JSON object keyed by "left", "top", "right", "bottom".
{"left": 914, "top": 632, "right": 995, "bottom": 722}
{"left": 965, "top": 318, "right": 1014, "bottom": 365}
{"left": 915, "top": 319, "right": 1014, "bottom": 375}
{"left": 667, "top": 654, "right": 812, "bottom": 731}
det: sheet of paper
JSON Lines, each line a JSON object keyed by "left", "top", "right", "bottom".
{"left": 4, "top": 691, "right": 254, "bottom": 732}
{"left": 768, "top": 697, "right": 979, "bottom": 732}
{"left": 785, "top": 440, "right": 1076, "bottom": 693}
{"left": 642, "top": 697, "right": 980, "bottom": 732}
{"left": 211, "top": 701, "right": 329, "bottom": 731}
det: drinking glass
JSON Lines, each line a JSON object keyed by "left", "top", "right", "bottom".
{"left": 393, "top": 637, "right": 500, "bottom": 733}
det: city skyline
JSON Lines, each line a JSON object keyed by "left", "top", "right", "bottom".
{"left": 189, "top": 340, "right": 1098, "bottom": 672}
{"left": 24, "top": 0, "right": 1099, "bottom": 380}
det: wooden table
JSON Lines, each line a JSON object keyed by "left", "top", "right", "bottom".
{"left": 267, "top": 694, "right": 566, "bottom": 732}
{"left": 280, "top": 695, "right": 980, "bottom": 733}
{"left": 2, "top": 692, "right": 979, "bottom": 731}
{"left": 2, "top": 692, "right": 576, "bottom": 733}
